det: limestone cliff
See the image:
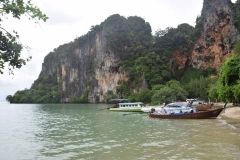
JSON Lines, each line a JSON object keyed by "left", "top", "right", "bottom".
{"left": 190, "top": 0, "right": 240, "bottom": 71}
{"left": 40, "top": 15, "right": 150, "bottom": 103}
{"left": 41, "top": 32, "right": 127, "bottom": 103}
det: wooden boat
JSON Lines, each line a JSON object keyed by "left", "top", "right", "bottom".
{"left": 193, "top": 103, "right": 214, "bottom": 111}
{"left": 110, "top": 102, "right": 145, "bottom": 112}
{"left": 148, "top": 103, "right": 227, "bottom": 119}
{"left": 186, "top": 99, "right": 214, "bottom": 111}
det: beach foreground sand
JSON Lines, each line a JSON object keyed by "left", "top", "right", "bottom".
{"left": 213, "top": 103, "right": 240, "bottom": 128}
{"left": 213, "top": 102, "right": 240, "bottom": 119}
{"left": 221, "top": 106, "right": 240, "bottom": 119}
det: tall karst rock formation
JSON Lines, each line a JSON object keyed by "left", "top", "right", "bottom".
{"left": 190, "top": 0, "right": 240, "bottom": 71}
{"left": 40, "top": 15, "right": 151, "bottom": 103}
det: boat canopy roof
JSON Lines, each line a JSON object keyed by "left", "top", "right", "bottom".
{"left": 110, "top": 99, "right": 129, "bottom": 101}
{"left": 165, "top": 102, "right": 190, "bottom": 108}
{"left": 118, "top": 102, "right": 144, "bottom": 105}
{"left": 109, "top": 99, "right": 130, "bottom": 103}
{"left": 192, "top": 101, "right": 206, "bottom": 105}
{"left": 118, "top": 102, "right": 145, "bottom": 108}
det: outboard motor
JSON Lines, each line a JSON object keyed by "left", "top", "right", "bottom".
{"left": 151, "top": 108, "right": 156, "bottom": 113}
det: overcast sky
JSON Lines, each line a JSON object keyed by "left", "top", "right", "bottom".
{"left": 0, "top": 0, "right": 236, "bottom": 102}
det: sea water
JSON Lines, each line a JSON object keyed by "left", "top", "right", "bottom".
{"left": 0, "top": 103, "right": 239, "bottom": 160}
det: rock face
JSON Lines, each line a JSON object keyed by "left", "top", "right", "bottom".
{"left": 190, "top": 0, "right": 240, "bottom": 71}
{"left": 39, "top": 15, "right": 152, "bottom": 103}
{"left": 41, "top": 29, "right": 128, "bottom": 103}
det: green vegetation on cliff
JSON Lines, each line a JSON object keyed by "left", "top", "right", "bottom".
{"left": 7, "top": 74, "right": 60, "bottom": 103}
{"left": 209, "top": 40, "right": 240, "bottom": 102}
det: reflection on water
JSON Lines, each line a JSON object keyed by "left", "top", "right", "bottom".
{"left": 0, "top": 104, "right": 240, "bottom": 160}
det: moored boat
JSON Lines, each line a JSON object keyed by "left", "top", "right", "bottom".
{"left": 109, "top": 102, "right": 145, "bottom": 112}
{"left": 193, "top": 103, "right": 214, "bottom": 111}
{"left": 187, "top": 99, "right": 214, "bottom": 111}
{"left": 148, "top": 103, "right": 227, "bottom": 119}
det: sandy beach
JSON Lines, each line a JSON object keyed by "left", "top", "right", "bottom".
{"left": 214, "top": 102, "right": 240, "bottom": 119}
{"left": 213, "top": 102, "right": 240, "bottom": 120}
{"left": 213, "top": 103, "right": 240, "bottom": 129}
{"left": 221, "top": 106, "right": 240, "bottom": 119}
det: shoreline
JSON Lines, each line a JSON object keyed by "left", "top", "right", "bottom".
{"left": 214, "top": 103, "right": 240, "bottom": 129}
{"left": 221, "top": 106, "right": 240, "bottom": 120}
{"left": 214, "top": 102, "right": 240, "bottom": 120}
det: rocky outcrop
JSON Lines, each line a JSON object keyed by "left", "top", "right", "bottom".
{"left": 41, "top": 31, "right": 128, "bottom": 103}
{"left": 40, "top": 15, "right": 151, "bottom": 103}
{"left": 190, "top": 0, "right": 240, "bottom": 71}
{"left": 170, "top": 49, "right": 192, "bottom": 75}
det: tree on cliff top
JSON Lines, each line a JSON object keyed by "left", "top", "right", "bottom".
{"left": 0, "top": 0, "right": 48, "bottom": 74}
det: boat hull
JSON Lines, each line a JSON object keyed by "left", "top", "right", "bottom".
{"left": 110, "top": 107, "right": 142, "bottom": 112}
{"left": 148, "top": 107, "right": 224, "bottom": 119}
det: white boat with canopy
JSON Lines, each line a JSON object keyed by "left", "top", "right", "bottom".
{"left": 109, "top": 99, "right": 145, "bottom": 112}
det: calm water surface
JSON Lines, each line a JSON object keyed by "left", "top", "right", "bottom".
{"left": 0, "top": 103, "right": 239, "bottom": 160}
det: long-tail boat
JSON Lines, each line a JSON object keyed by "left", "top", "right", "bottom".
{"left": 148, "top": 103, "right": 227, "bottom": 119}
{"left": 194, "top": 103, "right": 214, "bottom": 111}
